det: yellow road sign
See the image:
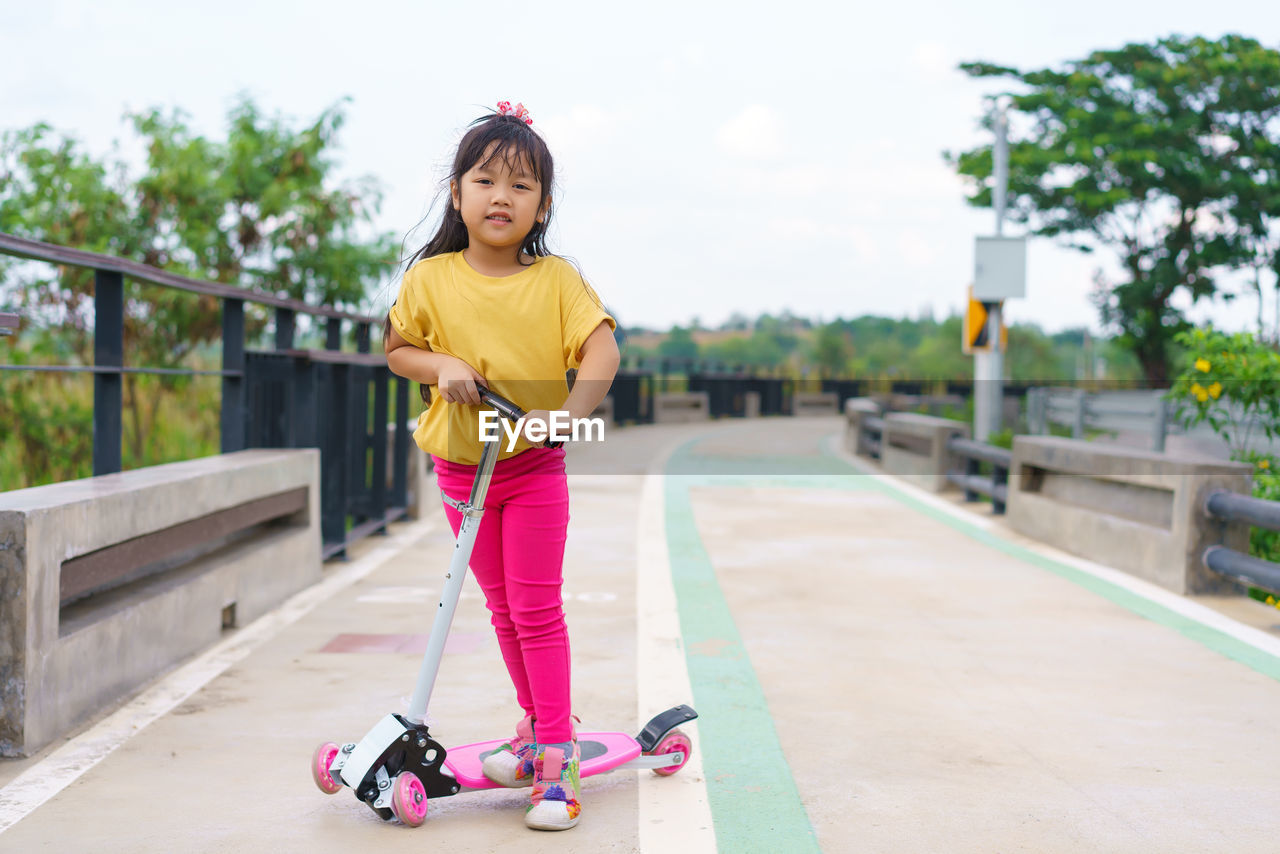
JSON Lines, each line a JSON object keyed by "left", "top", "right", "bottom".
{"left": 963, "top": 287, "right": 1006, "bottom": 354}
{"left": 963, "top": 287, "right": 989, "bottom": 353}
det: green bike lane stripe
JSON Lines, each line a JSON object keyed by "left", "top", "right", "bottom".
{"left": 662, "top": 429, "right": 1280, "bottom": 850}
{"left": 660, "top": 443, "right": 854, "bottom": 852}
{"left": 858, "top": 460, "right": 1280, "bottom": 684}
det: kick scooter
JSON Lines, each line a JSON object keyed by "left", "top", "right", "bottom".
{"left": 310, "top": 386, "right": 698, "bottom": 826}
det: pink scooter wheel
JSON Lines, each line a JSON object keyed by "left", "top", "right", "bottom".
{"left": 650, "top": 728, "right": 693, "bottom": 776}
{"left": 311, "top": 742, "right": 343, "bottom": 794}
{"left": 391, "top": 771, "right": 428, "bottom": 826}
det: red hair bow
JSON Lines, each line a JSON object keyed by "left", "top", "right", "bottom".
{"left": 496, "top": 101, "right": 533, "bottom": 125}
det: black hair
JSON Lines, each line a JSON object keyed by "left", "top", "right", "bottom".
{"left": 406, "top": 112, "right": 555, "bottom": 266}
{"left": 387, "top": 109, "right": 611, "bottom": 404}
{"left": 386, "top": 111, "right": 557, "bottom": 393}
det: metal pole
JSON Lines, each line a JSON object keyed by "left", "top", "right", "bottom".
{"left": 987, "top": 101, "right": 1008, "bottom": 439}
{"left": 274, "top": 308, "right": 296, "bottom": 351}
{"left": 93, "top": 270, "right": 123, "bottom": 475}
{"left": 973, "top": 99, "right": 1010, "bottom": 442}
{"left": 1152, "top": 392, "right": 1168, "bottom": 453}
{"left": 407, "top": 436, "right": 501, "bottom": 723}
{"left": 221, "top": 298, "right": 246, "bottom": 453}
{"left": 391, "top": 376, "right": 410, "bottom": 508}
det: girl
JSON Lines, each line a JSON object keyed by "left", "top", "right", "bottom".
{"left": 383, "top": 101, "right": 619, "bottom": 832}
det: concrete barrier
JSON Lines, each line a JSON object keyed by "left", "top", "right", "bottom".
{"left": 844, "top": 398, "right": 882, "bottom": 456}
{"left": 653, "top": 391, "right": 710, "bottom": 423}
{"left": 882, "top": 413, "right": 970, "bottom": 492}
{"left": 1007, "top": 436, "right": 1253, "bottom": 594}
{"left": 792, "top": 391, "right": 839, "bottom": 416}
{"left": 0, "top": 449, "right": 320, "bottom": 756}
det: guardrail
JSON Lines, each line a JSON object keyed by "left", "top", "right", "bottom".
{"left": 946, "top": 437, "right": 1011, "bottom": 514}
{"left": 1026, "top": 387, "right": 1175, "bottom": 451}
{"left": 863, "top": 415, "right": 884, "bottom": 459}
{"left": 1203, "top": 491, "right": 1280, "bottom": 593}
{"left": 0, "top": 231, "right": 411, "bottom": 557}
{"left": 0, "top": 449, "right": 320, "bottom": 756}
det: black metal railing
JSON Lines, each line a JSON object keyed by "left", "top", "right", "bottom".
{"left": 0, "top": 231, "right": 412, "bottom": 558}
{"left": 1203, "top": 491, "right": 1280, "bottom": 592}
{"left": 686, "top": 369, "right": 792, "bottom": 418}
{"left": 946, "top": 437, "right": 1011, "bottom": 514}
{"left": 821, "top": 378, "right": 867, "bottom": 411}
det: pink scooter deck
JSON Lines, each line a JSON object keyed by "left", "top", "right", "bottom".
{"left": 444, "top": 732, "right": 642, "bottom": 790}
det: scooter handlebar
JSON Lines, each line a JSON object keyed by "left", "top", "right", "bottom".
{"left": 476, "top": 385, "right": 563, "bottom": 449}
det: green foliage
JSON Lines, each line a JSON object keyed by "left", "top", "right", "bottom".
{"left": 0, "top": 349, "right": 94, "bottom": 488}
{"left": 987, "top": 427, "right": 1015, "bottom": 450}
{"left": 1170, "top": 326, "right": 1280, "bottom": 563}
{"left": 702, "top": 330, "right": 787, "bottom": 368}
{"left": 1240, "top": 450, "right": 1280, "bottom": 565}
{"left": 0, "top": 96, "right": 396, "bottom": 489}
{"left": 1169, "top": 326, "right": 1280, "bottom": 456}
{"left": 949, "top": 35, "right": 1280, "bottom": 384}
{"left": 658, "top": 326, "right": 699, "bottom": 361}
{"left": 808, "top": 324, "right": 854, "bottom": 374}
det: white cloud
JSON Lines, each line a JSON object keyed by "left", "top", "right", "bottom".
{"left": 715, "top": 105, "right": 784, "bottom": 160}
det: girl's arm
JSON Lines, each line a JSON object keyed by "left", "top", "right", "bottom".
{"left": 561, "top": 321, "right": 621, "bottom": 420}
{"left": 385, "top": 324, "right": 487, "bottom": 405}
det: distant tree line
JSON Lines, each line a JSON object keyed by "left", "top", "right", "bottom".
{"left": 624, "top": 312, "right": 1143, "bottom": 383}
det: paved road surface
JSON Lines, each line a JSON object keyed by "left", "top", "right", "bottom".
{"left": 3, "top": 418, "right": 1280, "bottom": 852}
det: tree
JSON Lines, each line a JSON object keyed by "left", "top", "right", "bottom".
{"left": 658, "top": 326, "right": 699, "bottom": 361}
{"left": 947, "top": 34, "right": 1280, "bottom": 383}
{"left": 809, "top": 322, "right": 854, "bottom": 375}
{"left": 0, "top": 95, "right": 396, "bottom": 479}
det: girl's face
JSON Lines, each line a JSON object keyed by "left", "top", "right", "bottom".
{"left": 451, "top": 144, "right": 549, "bottom": 257}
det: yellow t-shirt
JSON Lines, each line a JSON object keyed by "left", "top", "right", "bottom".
{"left": 389, "top": 251, "right": 616, "bottom": 464}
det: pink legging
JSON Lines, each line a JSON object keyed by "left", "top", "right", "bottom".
{"left": 432, "top": 446, "right": 573, "bottom": 743}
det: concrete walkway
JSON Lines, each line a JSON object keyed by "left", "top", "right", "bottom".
{"left": 3, "top": 418, "right": 1280, "bottom": 853}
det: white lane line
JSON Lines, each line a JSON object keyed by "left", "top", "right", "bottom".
{"left": 637, "top": 459, "right": 716, "bottom": 852}
{"left": 0, "top": 517, "right": 438, "bottom": 835}
{"left": 829, "top": 434, "right": 1280, "bottom": 661}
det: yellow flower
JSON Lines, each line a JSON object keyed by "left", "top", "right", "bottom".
{"left": 1195, "top": 358, "right": 1211, "bottom": 372}
{"left": 1270, "top": 596, "right": 1278, "bottom": 606}
{"left": 1261, "top": 459, "right": 1271, "bottom": 470}
{"left": 1208, "top": 382, "right": 1222, "bottom": 400}
{"left": 1191, "top": 383, "right": 1208, "bottom": 402}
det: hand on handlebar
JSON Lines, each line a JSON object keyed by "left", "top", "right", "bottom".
{"left": 437, "top": 357, "right": 486, "bottom": 406}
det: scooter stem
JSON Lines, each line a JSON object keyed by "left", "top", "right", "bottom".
{"left": 404, "top": 385, "right": 536, "bottom": 725}
{"left": 406, "top": 435, "right": 500, "bottom": 724}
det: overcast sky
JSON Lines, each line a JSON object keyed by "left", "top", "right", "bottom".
{"left": 5, "top": 0, "right": 1279, "bottom": 335}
